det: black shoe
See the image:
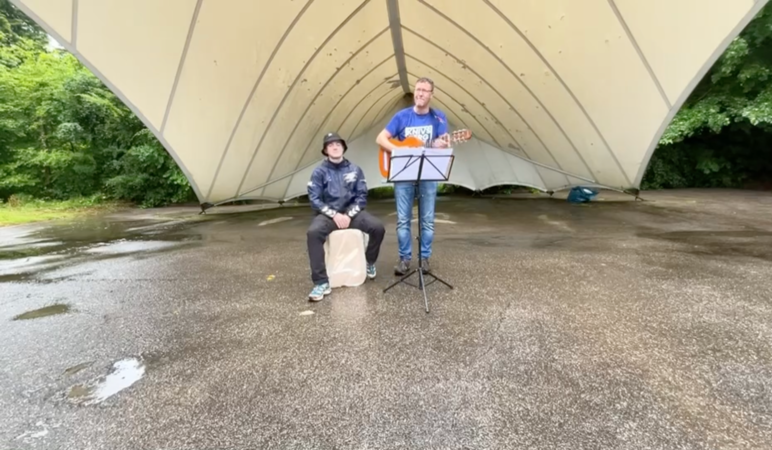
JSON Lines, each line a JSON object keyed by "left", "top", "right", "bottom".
{"left": 420, "top": 258, "right": 431, "bottom": 274}
{"left": 394, "top": 259, "right": 410, "bottom": 275}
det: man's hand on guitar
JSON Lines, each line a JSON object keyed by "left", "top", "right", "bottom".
{"left": 333, "top": 213, "right": 351, "bottom": 229}
{"left": 376, "top": 129, "right": 396, "bottom": 153}
{"left": 432, "top": 134, "right": 450, "bottom": 148}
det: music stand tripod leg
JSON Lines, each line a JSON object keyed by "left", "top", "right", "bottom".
{"left": 382, "top": 180, "right": 422, "bottom": 294}
{"left": 415, "top": 181, "right": 430, "bottom": 313}
{"left": 414, "top": 173, "right": 453, "bottom": 292}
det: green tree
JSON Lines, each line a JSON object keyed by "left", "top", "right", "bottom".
{"left": 644, "top": 4, "right": 772, "bottom": 189}
{"left": 0, "top": 0, "right": 46, "bottom": 68}
{"left": 0, "top": 0, "right": 194, "bottom": 207}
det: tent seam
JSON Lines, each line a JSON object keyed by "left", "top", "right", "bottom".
{"left": 263, "top": 26, "right": 390, "bottom": 184}
{"left": 160, "top": 0, "right": 204, "bottom": 134}
{"left": 234, "top": 0, "right": 374, "bottom": 199}
{"left": 480, "top": 0, "right": 627, "bottom": 185}
{"left": 205, "top": 0, "right": 316, "bottom": 201}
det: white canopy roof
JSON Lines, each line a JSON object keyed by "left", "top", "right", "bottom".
{"left": 10, "top": 0, "right": 767, "bottom": 206}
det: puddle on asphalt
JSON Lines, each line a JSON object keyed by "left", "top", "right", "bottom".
{"left": 64, "top": 361, "right": 94, "bottom": 376}
{"left": 0, "top": 243, "right": 63, "bottom": 260}
{"left": 0, "top": 237, "right": 188, "bottom": 282}
{"left": 13, "top": 304, "right": 70, "bottom": 321}
{"left": 258, "top": 216, "right": 293, "bottom": 226}
{"left": 15, "top": 420, "right": 53, "bottom": 443}
{"left": 636, "top": 228, "right": 772, "bottom": 261}
{"left": 385, "top": 210, "right": 456, "bottom": 224}
{"left": 638, "top": 229, "right": 772, "bottom": 240}
{"left": 0, "top": 254, "right": 69, "bottom": 276}
{"left": 83, "top": 240, "right": 179, "bottom": 255}
{"left": 124, "top": 220, "right": 190, "bottom": 233}
{"left": 66, "top": 357, "right": 146, "bottom": 406}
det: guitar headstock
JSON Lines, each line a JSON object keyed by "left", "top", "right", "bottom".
{"left": 450, "top": 129, "right": 472, "bottom": 143}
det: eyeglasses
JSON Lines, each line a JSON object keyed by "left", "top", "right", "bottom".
{"left": 414, "top": 88, "right": 433, "bottom": 94}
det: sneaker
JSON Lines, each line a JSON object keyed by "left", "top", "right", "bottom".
{"left": 420, "top": 258, "right": 431, "bottom": 274}
{"left": 394, "top": 258, "right": 410, "bottom": 275}
{"left": 308, "top": 282, "right": 331, "bottom": 301}
{"left": 367, "top": 264, "right": 377, "bottom": 279}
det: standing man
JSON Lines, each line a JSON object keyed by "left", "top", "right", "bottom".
{"left": 375, "top": 77, "right": 449, "bottom": 276}
{"left": 306, "top": 132, "right": 386, "bottom": 301}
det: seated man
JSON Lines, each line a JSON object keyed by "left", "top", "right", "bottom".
{"left": 306, "top": 132, "right": 386, "bottom": 301}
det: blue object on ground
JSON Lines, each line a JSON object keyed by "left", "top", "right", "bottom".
{"left": 567, "top": 186, "right": 599, "bottom": 203}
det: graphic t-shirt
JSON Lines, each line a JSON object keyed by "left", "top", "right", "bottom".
{"left": 385, "top": 107, "right": 448, "bottom": 146}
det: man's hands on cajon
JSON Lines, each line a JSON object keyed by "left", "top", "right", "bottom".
{"left": 333, "top": 213, "right": 351, "bottom": 229}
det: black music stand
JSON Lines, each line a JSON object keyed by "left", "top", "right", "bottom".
{"left": 383, "top": 147, "right": 455, "bottom": 313}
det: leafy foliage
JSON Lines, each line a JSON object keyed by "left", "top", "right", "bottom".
{"left": 0, "top": 0, "right": 46, "bottom": 68}
{"left": 104, "top": 143, "right": 192, "bottom": 208}
{"left": 0, "top": 1, "right": 194, "bottom": 207}
{"left": 644, "top": 4, "right": 772, "bottom": 189}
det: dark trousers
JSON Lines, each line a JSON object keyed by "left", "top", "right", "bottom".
{"left": 307, "top": 211, "right": 386, "bottom": 285}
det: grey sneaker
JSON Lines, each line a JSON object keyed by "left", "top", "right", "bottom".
{"left": 420, "top": 258, "right": 431, "bottom": 274}
{"left": 308, "top": 282, "right": 331, "bottom": 301}
{"left": 394, "top": 258, "right": 410, "bottom": 275}
{"left": 367, "top": 264, "right": 376, "bottom": 279}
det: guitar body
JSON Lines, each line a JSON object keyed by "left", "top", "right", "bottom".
{"left": 378, "top": 130, "right": 472, "bottom": 178}
{"left": 378, "top": 136, "right": 426, "bottom": 178}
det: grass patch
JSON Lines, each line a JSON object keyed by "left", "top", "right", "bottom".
{"left": 0, "top": 194, "right": 122, "bottom": 226}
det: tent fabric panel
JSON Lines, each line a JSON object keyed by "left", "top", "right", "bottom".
{"left": 405, "top": 54, "right": 596, "bottom": 183}
{"left": 294, "top": 76, "right": 401, "bottom": 172}
{"left": 209, "top": 0, "right": 374, "bottom": 203}
{"left": 400, "top": 1, "right": 629, "bottom": 188}
{"left": 273, "top": 118, "right": 461, "bottom": 201}
{"left": 258, "top": 31, "right": 396, "bottom": 195}
{"left": 274, "top": 106, "right": 403, "bottom": 201}
{"left": 347, "top": 89, "right": 403, "bottom": 141}
{"left": 274, "top": 121, "right": 388, "bottom": 201}
{"left": 404, "top": 58, "right": 524, "bottom": 157}
{"left": 275, "top": 118, "right": 569, "bottom": 203}
{"left": 485, "top": 0, "right": 670, "bottom": 186}
{"left": 9, "top": 0, "right": 767, "bottom": 205}
{"left": 332, "top": 82, "right": 401, "bottom": 149}
{"left": 19, "top": 0, "right": 71, "bottom": 43}
{"left": 76, "top": 0, "right": 197, "bottom": 130}
{"left": 506, "top": 159, "right": 548, "bottom": 192}
{"left": 237, "top": 0, "right": 391, "bottom": 197}
{"left": 400, "top": 2, "right": 568, "bottom": 173}
{"left": 613, "top": 0, "right": 754, "bottom": 105}
{"left": 161, "top": 0, "right": 309, "bottom": 200}
{"left": 401, "top": 2, "right": 602, "bottom": 184}
{"left": 292, "top": 68, "right": 402, "bottom": 171}
{"left": 467, "top": 141, "right": 525, "bottom": 190}
{"left": 275, "top": 120, "right": 573, "bottom": 203}
{"left": 247, "top": 90, "right": 409, "bottom": 201}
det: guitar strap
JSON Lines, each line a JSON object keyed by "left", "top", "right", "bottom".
{"left": 428, "top": 107, "right": 440, "bottom": 145}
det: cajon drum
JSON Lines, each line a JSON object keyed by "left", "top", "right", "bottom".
{"left": 323, "top": 229, "right": 369, "bottom": 288}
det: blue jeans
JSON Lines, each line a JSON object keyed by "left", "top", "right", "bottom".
{"left": 394, "top": 181, "right": 437, "bottom": 260}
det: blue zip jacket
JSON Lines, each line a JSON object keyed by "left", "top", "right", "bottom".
{"left": 307, "top": 158, "right": 367, "bottom": 218}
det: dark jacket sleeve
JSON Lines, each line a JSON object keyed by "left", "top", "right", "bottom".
{"left": 308, "top": 168, "right": 336, "bottom": 218}
{"left": 346, "top": 166, "right": 368, "bottom": 218}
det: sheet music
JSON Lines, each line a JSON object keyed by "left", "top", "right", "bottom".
{"left": 388, "top": 147, "right": 454, "bottom": 182}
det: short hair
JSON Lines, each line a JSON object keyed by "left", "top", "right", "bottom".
{"left": 415, "top": 77, "right": 434, "bottom": 92}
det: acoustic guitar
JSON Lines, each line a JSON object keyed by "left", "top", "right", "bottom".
{"left": 378, "top": 129, "right": 473, "bottom": 178}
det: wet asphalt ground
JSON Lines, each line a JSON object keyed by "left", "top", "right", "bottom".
{"left": 2, "top": 189, "right": 772, "bottom": 449}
